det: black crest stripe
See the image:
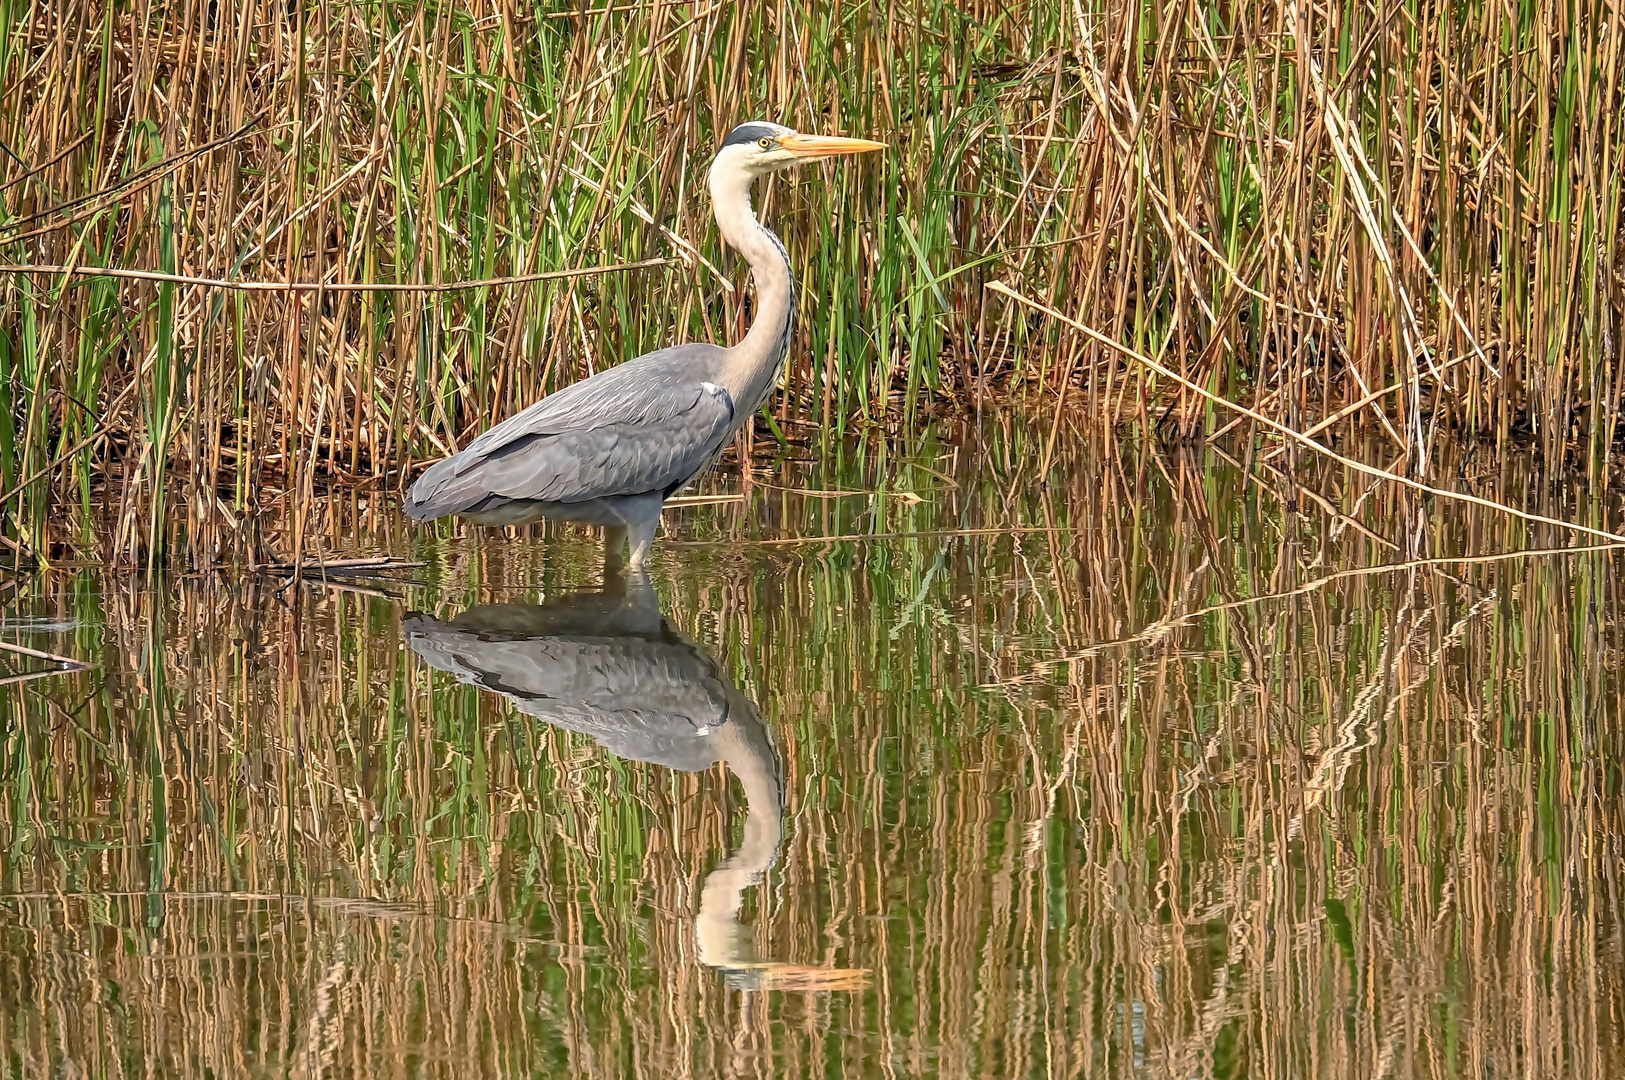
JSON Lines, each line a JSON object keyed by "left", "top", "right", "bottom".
{"left": 721, "top": 122, "right": 781, "bottom": 149}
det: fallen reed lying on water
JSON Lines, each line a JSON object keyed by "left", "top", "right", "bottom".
{"left": 2, "top": 0, "right": 1622, "bottom": 564}
{"left": 0, "top": 633, "right": 95, "bottom": 687}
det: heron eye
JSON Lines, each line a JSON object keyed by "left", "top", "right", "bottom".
{"left": 758, "top": 137, "right": 773, "bottom": 149}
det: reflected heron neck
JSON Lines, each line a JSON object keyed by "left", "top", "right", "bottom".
{"left": 694, "top": 720, "right": 784, "bottom": 971}
{"left": 708, "top": 164, "right": 796, "bottom": 414}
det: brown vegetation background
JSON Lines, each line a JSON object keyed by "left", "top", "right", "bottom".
{"left": 1, "top": 0, "right": 1622, "bottom": 562}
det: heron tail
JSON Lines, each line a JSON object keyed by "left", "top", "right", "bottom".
{"left": 401, "top": 453, "right": 485, "bottom": 520}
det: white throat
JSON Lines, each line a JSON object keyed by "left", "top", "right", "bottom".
{"left": 707, "top": 156, "right": 796, "bottom": 413}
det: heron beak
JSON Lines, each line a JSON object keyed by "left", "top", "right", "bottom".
{"left": 779, "top": 133, "right": 887, "bottom": 160}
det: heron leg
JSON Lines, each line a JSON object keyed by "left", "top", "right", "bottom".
{"left": 603, "top": 524, "right": 629, "bottom": 573}
{"left": 626, "top": 511, "right": 660, "bottom": 570}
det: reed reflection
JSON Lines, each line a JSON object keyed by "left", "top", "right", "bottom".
{"left": 404, "top": 573, "right": 865, "bottom": 991}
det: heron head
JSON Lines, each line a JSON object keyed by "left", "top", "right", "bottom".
{"left": 713, "top": 121, "right": 886, "bottom": 178}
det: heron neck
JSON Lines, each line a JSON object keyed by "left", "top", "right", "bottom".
{"left": 709, "top": 166, "right": 796, "bottom": 413}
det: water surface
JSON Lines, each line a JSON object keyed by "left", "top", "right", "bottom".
{"left": 2, "top": 424, "right": 1622, "bottom": 1078}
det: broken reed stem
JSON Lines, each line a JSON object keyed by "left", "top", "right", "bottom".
{"left": 988, "top": 282, "right": 1625, "bottom": 546}
{"left": 994, "top": 541, "right": 1625, "bottom": 682}
{"left": 1, "top": 259, "right": 673, "bottom": 293}
{"left": 0, "top": 636, "right": 95, "bottom": 685}
{"left": 664, "top": 525, "right": 1074, "bottom": 547}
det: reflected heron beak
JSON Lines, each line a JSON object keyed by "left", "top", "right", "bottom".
{"left": 778, "top": 133, "right": 888, "bottom": 159}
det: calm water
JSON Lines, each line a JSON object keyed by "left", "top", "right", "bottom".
{"left": 2, "top": 424, "right": 1623, "bottom": 1078}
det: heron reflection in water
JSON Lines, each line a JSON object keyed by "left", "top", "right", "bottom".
{"left": 403, "top": 575, "right": 866, "bottom": 991}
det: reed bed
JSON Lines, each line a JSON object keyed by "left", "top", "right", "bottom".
{"left": 1, "top": 426, "right": 1622, "bottom": 1078}
{"left": 1, "top": 0, "right": 1623, "bottom": 565}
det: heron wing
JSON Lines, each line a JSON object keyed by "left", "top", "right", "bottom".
{"left": 403, "top": 613, "right": 734, "bottom": 772}
{"left": 406, "top": 345, "right": 735, "bottom": 516}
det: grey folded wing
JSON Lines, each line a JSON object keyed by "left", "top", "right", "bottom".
{"left": 405, "top": 345, "right": 734, "bottom": 519}
{"left": 404, "top": 620, "right": 735, "bottom": 772}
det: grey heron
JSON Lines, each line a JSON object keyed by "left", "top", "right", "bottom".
{"left": 402, "top": 122, "right": 885, "bottom": 567}
{"left": 404, "top": 577, "right": 867, "bottom": 989}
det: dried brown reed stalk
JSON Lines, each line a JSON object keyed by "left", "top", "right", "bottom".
{"left": 992, "top": 279, "right": 1625, "bottom": 544}
{"left": 0, "top": 258, "right": 669, "bottom": 292}
{"left": 0, "top": 635, "right": 93, "bottom": 686}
